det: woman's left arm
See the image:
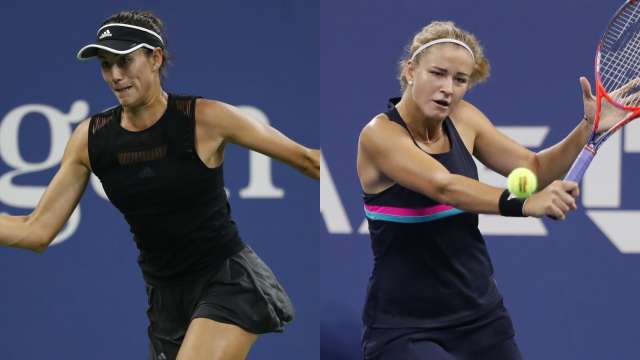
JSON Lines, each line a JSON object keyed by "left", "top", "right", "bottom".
{"left": 196, "top": 99, "right": 319, "bottom": 179}
{"left": 470, "top": 105, "right": 590, "bottom": 188}
{"left": 469, "top": 77, "right": 619, "bottom": 188}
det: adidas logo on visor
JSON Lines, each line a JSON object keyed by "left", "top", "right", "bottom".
{"left": 99, "top": 29, "right": 112, "bottom": 39}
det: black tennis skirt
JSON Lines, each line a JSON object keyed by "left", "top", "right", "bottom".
{"left": 146, "top": 246, "right": 294, "bottom": 360}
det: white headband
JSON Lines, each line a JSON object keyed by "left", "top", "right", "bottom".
{"left": 410, "top": 38, "right": 475, "bottom": 62}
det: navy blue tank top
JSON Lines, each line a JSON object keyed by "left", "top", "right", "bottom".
{"left": 363, "top": 99, "right": 501, "bottom": 328}
{"left": 88, "top": 94, "right": 245, "bottom": 285}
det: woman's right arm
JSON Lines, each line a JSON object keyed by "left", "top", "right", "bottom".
{"left": 0, "top": 120, "right": 92, "bottom": 252}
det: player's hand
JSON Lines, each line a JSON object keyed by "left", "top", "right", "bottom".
{"left": 580, "top": 76, "right": 629, "bottom": 132}
{"left": 522, "top": 180, "right": 579, "bottom": 220}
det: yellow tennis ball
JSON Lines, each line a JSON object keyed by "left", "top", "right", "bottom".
{"left": 507, "top": 167, "right": 538, "bottom": 199}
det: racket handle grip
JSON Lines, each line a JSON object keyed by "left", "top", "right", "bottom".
{"left": 564, "top": 146, "right": 595, "bottom": 183}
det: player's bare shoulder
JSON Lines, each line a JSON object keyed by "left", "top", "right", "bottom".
{"left": 195, "top": 98, "right": 225, "bottom": 125}
{"left": 450, "top": 99, "right": 495, "bottom": 144}
{"left": 359, "top": 112, "right": 406, "bottom": 154}
{"left": 65, "top": 119, "right": 92, "bottom": 171}
{"left": 357, "top": 113, "right": 398, "bottom": 191}
{"left": 450, "top": 99, "right": 488, "bottom": 128}
{"left": 194, "top": 98, "right": 243, "bottom": 137}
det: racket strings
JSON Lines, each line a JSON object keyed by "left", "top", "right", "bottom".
{"left": 600, "top": 1, "right": 640, "bottom": 107}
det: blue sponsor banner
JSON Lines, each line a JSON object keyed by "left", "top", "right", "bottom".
{"left": 321, "top": 1, "right": 640, "bottom": 359}
{"left": 0, "top": 1, "right": 318, "bottom": 359}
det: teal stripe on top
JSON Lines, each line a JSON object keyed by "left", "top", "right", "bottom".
{"left": 364, "top": 207, "right": 464, "bottom": 223}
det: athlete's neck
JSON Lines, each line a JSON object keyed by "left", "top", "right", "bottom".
{"left": 121, "top": 89, "right": 168, "bottom": 131}
{"left": 396, "top": 96, "right": 445, "bottom": 144}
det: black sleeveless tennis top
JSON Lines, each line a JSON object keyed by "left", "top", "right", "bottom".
{"left": 362, "top": 98, "right": 501, "bottom": 328}
{"left": 88, "top": 93, "right": 245, "bottom": 285}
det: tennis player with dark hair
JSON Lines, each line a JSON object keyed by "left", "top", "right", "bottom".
{"left": 0, "top": 10, "right": 319, "bottom": 360}
{"left": 357, "top": 21, "right": 625, "bottom": 359}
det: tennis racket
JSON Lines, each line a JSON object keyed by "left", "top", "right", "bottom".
{"left": 565, "top": 0, "right": 640, "bottom": 182}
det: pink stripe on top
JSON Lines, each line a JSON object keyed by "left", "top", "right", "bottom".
{"left": 364, "top": 204, "right": 455, "bottom": 217}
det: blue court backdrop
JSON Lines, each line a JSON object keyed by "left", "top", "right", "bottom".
{"left": 0, "top": 1, "right": 318, "bottom": 359}
{"left": 321, "top": 1, "right": 640, "bottom": 359}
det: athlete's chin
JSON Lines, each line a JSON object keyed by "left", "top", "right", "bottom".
{"left": 114, "top": 94, "right": 139, "bottom": 108}
{"left": 420, "top": 105, "right": 450, "bottom": 121}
